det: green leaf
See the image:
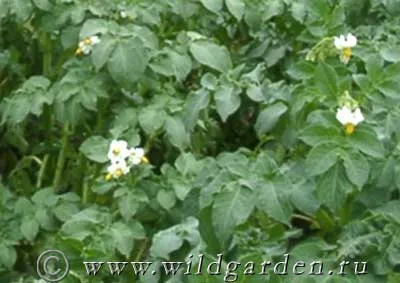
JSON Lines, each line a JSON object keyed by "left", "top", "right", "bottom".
{"left": 53, "top": 203, "right": 80, "bottom": 222}
{"left": 257, "top": 180, "right": 293, "bottom": 225}
{"left": 306, "top": 142, "right": 339, "bottom": 176}
{"left": 246, "top": 85, "right": 265, "bottom": 102}
{"left": 150, "top": 50, "right": 192, "bottom": 81}
{"left": 315, "top": 62, "right": 338, "bottom": 96}
{"left": 199, "top": 0, "right": 223, "bottom": 13}
{"left": 342, "top": 151, "right": 370, "bottom": 188}
{"left": 157, "top": 189, "right": 177, "bottom": 210}
{"left": 348, "top": 129, "right": 385, "bottom": 158}
{"left": 79, "top": 136, "right": 109, "bottom": 163}
{"left": 111, "top": 222, "right": 135, "bottom": 258}
{"left": 300, "top": 125, "right": 340, "bottom": 146}
{"left": 254, "top": 102, "right": 288, "bottom": 137}
{"left": 164, "top": 116, "right": 190, "bottom": 151}
{"left": 316, "top": 163, "right": 353, "bottom": 213}
{"left": 107, "top": 37, "right": 149, "bottom": 88}
{"left": 376, "top": 80, "right": 400, "bottom": 99}
{"left": 139, "top": 106, "right": 167, "bottom": 134}
{"left": 380, "top": 47, "right": 400, "bottom": 63}
{"left": 212, "top": 186, "right": 255, "bottom": 246}
{"left": 91, "top": 35, "right": 117, "bottom": 71}
{"left": 183, "top": 89, "right": 210, "bottom": 132}
{"left": 32, "top": 0, "right": 52, "bottom": 11}
{"left": 80, "top": 19, "right": 109, "bottom": 38}
{"left": 20, "top": 218, "right": 39, "bottom": 241}
{"left": 1, "top": 76, "right": 52, "bottom": 126}
{"left": 117, "top": 190, "right": 141, "bottom": 220}
{"left": 190, "top": 41, "right": 232, "bottom": 72}
{"left": 225, "top": 0, "right": 245, "bottom": 21}
{"left": 150, "top": 217, "right": 200, "bottom": 259}
{"left": 214, "top": 86, "right": 241, "bottom": 122}
{"left": 0, "top": 244, "right": 17, "bottom": 269}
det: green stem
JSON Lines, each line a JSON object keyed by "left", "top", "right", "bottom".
{"left": 82, "top": 178, "right": 89, "bottom": 204}
{"left": 41, "top": 33, "right": 52, "bottom": 77}
{"left": 53, "top": 123, "right": 70, "bottom": 191}
{"left": 36, "top": 154, "right": 49, "bottom": 189}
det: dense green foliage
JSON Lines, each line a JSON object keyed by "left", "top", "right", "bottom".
{"left": 1, "top": 0, "right": 400, "bottom": 282}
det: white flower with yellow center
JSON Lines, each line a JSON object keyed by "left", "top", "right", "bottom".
{"left": 107, "top": 140, "right": 130, "bottom": 162}
{"left": 105, "top": 159, "right": 130, "bottom": 180}
{"left": 75, "top": 35, "right": 101, "bottom": 56}
{"left": 333, "top": 33, "right": 357, "bottom": 64}
{"left": 336, "top": 106, "right": 364, "bottom": 135}
{"left": 128, "top": 147, "right": 149, "bottom": 165}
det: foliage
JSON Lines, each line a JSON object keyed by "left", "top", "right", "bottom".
{"left": 1, "top": 0, "right": 400, "bottom": 282}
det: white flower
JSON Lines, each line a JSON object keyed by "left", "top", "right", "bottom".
{"left": 128, "top": 147, "right": 147, "bottom": 165}
{"left": 76, "top": 35, "right": 101, "bottom": 56}
{"left": 107, "top": 140, "right": 130, "bottom": 162}
{"left": 336, "top": 106, "right": 364, "bottom": 135}
{"left": 333, "top": 33, "right": 357, "bottom": 64}
{"left": 107, "top": 159, "right": 130, "bottom": 179}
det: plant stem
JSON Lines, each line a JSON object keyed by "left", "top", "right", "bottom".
{"left": 135, "top": 237, "right": 149, "bottom": 262}
{"left": 53, "top": 123, "right": 70, "bottom": 191}
{"left": 41, "top": 33, "right": 52, "bottom": 77}
{"left": 82, "top": 178, "right": 89, "bottom": 204}
{"left": 36, "top": 154, "right": 49, "bottom": 189}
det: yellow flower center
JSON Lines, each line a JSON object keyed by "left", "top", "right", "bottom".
{"left": 141, "top": 156, "right": 149, "bottom": 164}
{"left": 105, "top": 173, "right": 113, "bottom": 181}
{"left": 345, "top": 123, "right": 355, "bottom": 135}
{"left": 343, "top": 47, "right": 352, "bottom": 59}
{"left": 115, "top": 168, "right": 123, "bottom": 177}
{"left": 75, "top": 47, "right": 83, "bottom": 55}
{"left": 84, "top": 38, "right": 92, "bottom": 45}
{"left": 113, "top": 148, "right": 121, "bottom": 155}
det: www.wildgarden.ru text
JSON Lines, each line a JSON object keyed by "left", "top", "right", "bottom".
{"left": 83, "top": 253, "right": 368, "bottom": 282}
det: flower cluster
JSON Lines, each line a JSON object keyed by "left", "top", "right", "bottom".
{"left": 105, "top": 140, "right": 149, "bottom": 181}
{"left": 75, "top": 35, "right": 100, "bottom": 56}
{"left": 333, "top": 33, "right": 357, "bottom": 64}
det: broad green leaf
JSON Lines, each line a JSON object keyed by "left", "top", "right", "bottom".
{"left": 254, "top": 102, "right": 288, "bottom": 137}
{"left": 380, "top": 47, "right": 400, "bottom": 63}
{"left": 79, "top": 136, "right": 109, "bottom": 163}
{"left": 107, "top": 37, "right": 149, "bottom": 87}
{"left": 300, "top": 125, "right": 340, "bottom": 146}
{"left": 157, "top": 189, "right": 177, "bottom": 210}
{"left": 212, "top": 186, "right": 255, "bottom": 245}
{"left": 150, "top": 217, "right": 200, "bottom": 259}
{"left": 342, "top": 151, "right": 370, "bottom": 188}
{"left": 20, "top": 218, "right": 39, "bottom": 242}
{"left": 306, "top": 142, "right": 339, "bottom": 176}
{"left": 348, "top": 129, "right": 385, "bottom": 158}
{"left": 139, "top": 106, "right": 167, "bottom": 134}
{"left": 53, "top": 203, "right": 80, "bottom": 222}
{"left": 315, "top": 62, "right": 338, "bottom": 96}
{"left": 91, "top": 35, "right": 117, "bottom": 71}
{"left": 80, "top": 19, "right": 109, "bottom": 38}
{"left": 257, "top": 180, "right": 293, "bottom": 225}
{"left": 164, "top": 116, "right": 190, "bottom": 151}
{"left": 246, "top": 85, "right": 265, "bottom": 102}
{"left": 225, "top": 0, "right": 245, "bottom": 21}
{"left": 111, "top": 222, "right": 134, "bottom": 258}
{"left": 190, "top": 41, "right": 232, "bottom": 72}
{"left": 316, "top": 163, "right": 353, "bottom": 213}
{"left": 199, "top": 0, "right": 223, "bottom": 13}
{"left": 33, "top": 0, "right": 52, "bottom": 11}
{"left": 149, "top": 50, "right": 192, "bottom": 81}
{"left": 376, "top": 80, "right": 400, "bottom": 99}
{"left": 214, "top": 86, "right": 241, "bottom": 122}
{"left": 183, "top": 89, "right": 210, "bottom": 132}
{"left": 118, "top": 191, "right": 140, "bottom": 220}
{"left": 0, "top": 244, "right": 17, "bottom": 269}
